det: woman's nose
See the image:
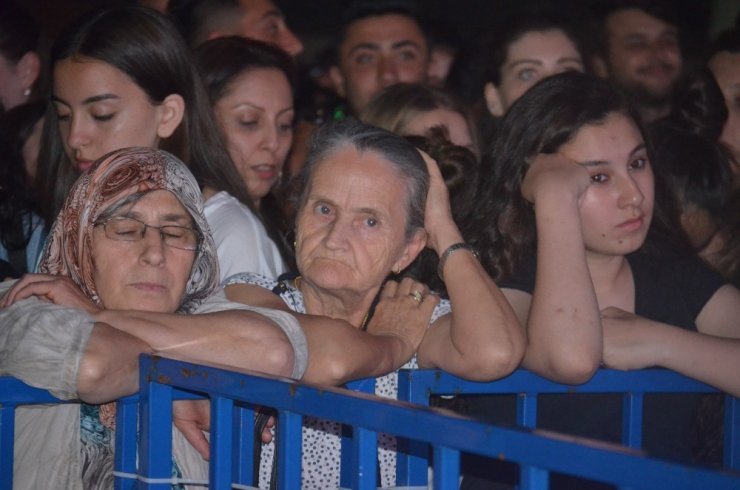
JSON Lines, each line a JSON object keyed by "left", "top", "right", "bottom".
{"left": 139, "top": 227, "right": 166, "bottom": 265}
{"left": 323, "top": 219, "right": 349, "bottom": 250}
{"left": 617, "top": 175, "right": 645, "bottom": 208}
{"left": 66, "top": 116, "right": 90, "bottom": 150}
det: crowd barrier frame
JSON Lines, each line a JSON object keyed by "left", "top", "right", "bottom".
{"left": 2, "top": 357, "right": 740, "bottom": 489}
{"left": 393, "top": 368, "right": 740, "bottom": 488}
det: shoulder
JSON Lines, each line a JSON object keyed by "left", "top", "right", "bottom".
{"left": 629, "top": 251, "right": 726, "bottom": 328}
{"left": 204, "top": 192, "right": 260, "bottom": 225}
{"left": 226, "top": 272, "right": 306, "bottom": 314}
{"left": 225, "top": 272, "right": 278, "bottom": 290}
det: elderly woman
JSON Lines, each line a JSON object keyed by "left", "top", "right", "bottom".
{"left": 0, "top": 147, "right": 309, "bottom": 489}
{"left": 225, "top": 119, "right": 524, "bottom": 489}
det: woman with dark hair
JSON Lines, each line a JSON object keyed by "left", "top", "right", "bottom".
{"left": 470, "top": 71, "right": 740, "bottom": 392}
{"left": 226, "top": 119, "right": 523, "bottom": 488}
{"left": 479, "top": 14, "right": 585, "bottom": 118}
{"left": 361, "top": 82, "right": 479, "bottom": 157}
{"left": 0, "top": 0, "right": 42, "bottom": 112}
{"left": 0, "top": 131, "right": 44, "bottom": 276}
{"left": 35, "top": 5, "right": 251, "bottom": 232}
{"left": 194, "top": 36, "right": 296, "bottom": 279}
{"left": 0, "top": 100, "right": 46, "bottom": 181}
{"left": 649, "top": 123, "right": 733, "bottom": 254}
{"left": 462, "top": 74, "right": 740, "bottom": 488}
{"left": 708, "top": 26, "right": 740, "bottom": 185}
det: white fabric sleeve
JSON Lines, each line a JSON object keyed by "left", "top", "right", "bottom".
{"left": 204, "top": 192, "right": 286, "bottom": 282}
{"left": 194, "top": 290, "right": 308, "bottom": 379}
{"left": 0, "top": 291, "right": 94, "bottom": 400}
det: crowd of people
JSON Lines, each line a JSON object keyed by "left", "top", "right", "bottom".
{"left": 0, "top": 0, "right": 738, "bottom": 489}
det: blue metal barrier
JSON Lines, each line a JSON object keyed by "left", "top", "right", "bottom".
{"left": 3, "top": 360, "right": 740, "bottom": 489}
{"left": 395, "top": 368, "right": 740, "bottom": 488}
{"left": 131, "top": 357, "right": 740, "bottom": 489}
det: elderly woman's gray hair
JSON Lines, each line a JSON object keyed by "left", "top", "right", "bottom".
{"left": 296, "top": 119, "right": 429, "bottom": 239}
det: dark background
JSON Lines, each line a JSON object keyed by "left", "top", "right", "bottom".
{"left": 20, "top": 0, "right": 740, "bottom": 68}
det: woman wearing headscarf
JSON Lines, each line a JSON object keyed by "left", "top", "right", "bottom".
{"left": 0, "top": 147, "right": 308, "bottom": 489}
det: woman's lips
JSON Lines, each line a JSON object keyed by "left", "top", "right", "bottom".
{"left": 77, "top": 160, "right": 94, "bottom": 172}
{"left": 252, "top": 164, "right": 278, "bottom": 180}
{"left": 130, "top": 282, "right": 167, "bottom": 293}
{"left": 617, "top": 216, "right": 644, "bottom": 231}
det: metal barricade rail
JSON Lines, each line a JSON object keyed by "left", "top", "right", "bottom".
{"left": 394, "top": 368, "right": 740, "bottom": 488}
{"left": 2, "top": 358, "right": 740, "bottom": 489}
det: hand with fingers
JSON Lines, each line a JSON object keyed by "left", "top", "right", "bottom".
{"left": 367, "top": 277, "right": 439, "bottom": 366}
{"left": 521, "top": 153, "right": 592, "bottom": 206}
{"left": 417, "top": 150, "right": 461, "bottom": 255}
{"left": 0, "top": 273, "right": 101, "bottom": 315}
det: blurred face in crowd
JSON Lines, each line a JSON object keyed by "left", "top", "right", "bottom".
{"left": 595, "top": 8, "right": 682, "bottom": 118}
{"left": 485, "top": 28, "right": 584, "bottom": 116}
{"left": 52, "top": 57, "right": 183, "bottom": 172}
{"left": 708, "top": 50, "right": 740, "bottom": 180}
{"left": 402, "top": 108, "right": 477, "bottom": 155}
{"left": 330, "top": 14, "right": 429, "bottom": 115}
{"left": 213, "top": 67, "right": 294, "bottom": 207}
{"left": 234, "top": 0, "right": 304, "bottom": 57}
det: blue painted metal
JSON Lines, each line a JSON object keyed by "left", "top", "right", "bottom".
{"left": 231, "top": 405, "right": 256, "bottom": 486}
{"left": 2, "top": 360, "right": 739, "bottom": 489}
{"left": 134, "top": 356, "right": 740, "bottom": 489}
{"left": 210, "top": 396, "right": 234, "bottom": 489}
{"left": 113, "top": 395, "right": 139, "bottom": 490}
{"left": 394, "top": 368, "right": 739, "bottom": 487}
{"left": 726, "top": 397, "right": 739, "bottom": 468}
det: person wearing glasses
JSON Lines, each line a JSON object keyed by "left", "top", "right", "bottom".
{"left": 0, "top": 147, "right": 309, "bottom": 488}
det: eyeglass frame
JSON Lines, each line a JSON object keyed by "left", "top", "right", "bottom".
{"left": 93, "top": 215, "right": 202, "bottom": 251}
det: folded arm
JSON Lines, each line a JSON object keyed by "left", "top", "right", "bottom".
{"left": 225, "top": 280, "right": 433, "bottom": 386}
{"left": 415, "top": 151, "right": 524, "bottom": 381}
{"left": 516, "top": 154, "right": 602, "bottom": 384}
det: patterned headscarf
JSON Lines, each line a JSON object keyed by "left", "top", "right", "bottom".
{"left": 39, "top": 147, "right": 219, "bottom": 313}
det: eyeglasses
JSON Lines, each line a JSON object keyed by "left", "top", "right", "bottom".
{"left": 94, "top": 216, "right": 201, "bottom": 251}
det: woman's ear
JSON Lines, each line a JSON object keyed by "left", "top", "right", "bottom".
{"left": 17, "top": 52, "right": 40, "bottom": 92}
{"left": 156, "top": 94, "right": 185, "bottom": 139}
{"left": 484, "top": 82, "right": 505, "bottom": 117}
{"left": 392, "top": 229, "right": 427, "bottom": 273}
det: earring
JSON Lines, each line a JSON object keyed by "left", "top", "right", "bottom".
{"left": 23, "top": 88, "right": 31, "bottom": 97}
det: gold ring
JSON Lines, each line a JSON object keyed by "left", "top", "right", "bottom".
{"left": 409, "top": 290, "right": 423, "bottom": 304}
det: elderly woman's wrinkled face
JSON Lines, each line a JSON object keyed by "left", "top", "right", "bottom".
{"left": 91, "top": 190, "right": 197, "bottom": 313}
{"left": 295, "top": 145, "right": 422, "bottom": 295}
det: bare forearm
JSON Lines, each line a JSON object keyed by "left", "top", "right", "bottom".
{"left": 300, "top": 314, "right": 410, "bottom": 385}
{"left": 94, "top": 309, "right": 295, "bottom": 377}
{"left": 421, "top": 232, "right": 524, "bottom": 379}
{"left": 76, "top": 322, "right": 151, "bottom": 403}
{"left": 524, "top": 194, "right": 601, "bottom": 383}
{"left": 654, "top": 326, "right": 740, "bottom": 397}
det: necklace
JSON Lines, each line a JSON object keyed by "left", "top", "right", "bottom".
{"left": 293, "top": 275, "right": 371, "bottom": 331}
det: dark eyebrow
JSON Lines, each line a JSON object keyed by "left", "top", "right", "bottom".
{"left": 260, "top": 9, "right": 283, "bottom": 21}
{"left": 391, "top": 40, "right": 422, "bottom": 51}
{"left": 348, "top": 42, "right": 381, "bottom": 55}
{"left": 52, "top": 94, "right": 119, "bottom": 105}
{"left": 577, "top": 143, "right": 647, "bottom": 167}
{"left": 507, "top": 59, "right": 544, "bottom": 69}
